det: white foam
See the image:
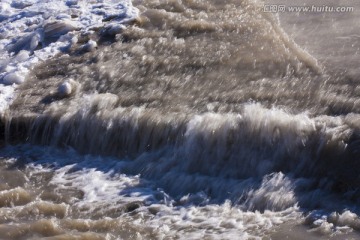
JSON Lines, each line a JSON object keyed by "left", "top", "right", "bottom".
{"left": 328, "top": 210, "right": 360, "bottom": 230}
{"left": 0, "top": 0, "right": 139, "bottom": 111}
{"left": 0, "top": 84, "right": 15, "bottom": 112}
{"left": 57, "top": 80, "right": 73, "bottom": 97}
{"left": 47, "top": 162, "right": 301, "bottom": 239}
{"left": 244, "top": 173, "right": 297, "bottom": 212}
{"left": 1, "top": 145, "right": 302, "bottom": 239}
{"left": 3, "top": 72, "right": 25, "bottom": 84}
{"left": 82, "top": 39, "right": 97, "bottom": 52}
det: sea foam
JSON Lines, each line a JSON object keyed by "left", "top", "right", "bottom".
{"left": 0, "top": 0, "right": 138, "bottom": 111}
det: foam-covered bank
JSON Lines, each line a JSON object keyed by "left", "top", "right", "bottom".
{"left": 0, "top": 0, "right": 138, "bottom": 111}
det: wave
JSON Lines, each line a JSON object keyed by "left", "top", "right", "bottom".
{"left": 3, "top": 100, "right": 360, "bottom": 198}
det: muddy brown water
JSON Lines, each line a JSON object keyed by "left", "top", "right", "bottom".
{"left": 1, "top": 0, "right": 360, "bottom": 239}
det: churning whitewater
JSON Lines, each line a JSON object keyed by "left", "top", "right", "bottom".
{"left": 1, "top": 0, "right": 360, "bottom": 239}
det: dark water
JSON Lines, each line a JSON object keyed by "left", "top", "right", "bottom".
{"left": 1, "top": 0, "right": 360, "bottom": 239}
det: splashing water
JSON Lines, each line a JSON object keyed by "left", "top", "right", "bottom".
{"left": 1, "top": 0, "right": 360, "bottom": 239}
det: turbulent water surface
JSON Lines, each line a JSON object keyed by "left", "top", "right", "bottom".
{"left": 1, "top": 0, "right": 360, "bottom": 239}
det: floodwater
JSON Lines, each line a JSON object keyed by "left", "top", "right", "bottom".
{"left": 1, "top": 0, "right": 360, "bottom": 239}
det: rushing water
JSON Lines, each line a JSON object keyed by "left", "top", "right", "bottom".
{"left": 1, "top": 0, "right": 360, "bottom": 239}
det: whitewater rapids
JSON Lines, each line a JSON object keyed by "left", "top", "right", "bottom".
{"left": 0, "top": 0, "right": 360, "bottom": 239}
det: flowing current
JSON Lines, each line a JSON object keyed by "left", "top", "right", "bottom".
{"left": 1, "top": 0, "right": 360, "bottom": 239}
